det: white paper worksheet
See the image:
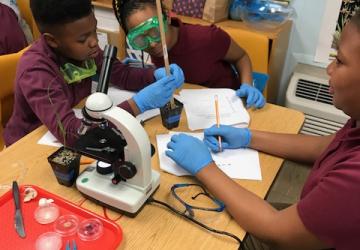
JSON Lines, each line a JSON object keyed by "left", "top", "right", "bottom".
{"left": 179, "top": 89, "right": 250, "bottom": 131}
{"left": 156, "top": 132, "right": 262, "bottom": 180}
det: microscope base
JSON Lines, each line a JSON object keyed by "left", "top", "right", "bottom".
{"left": 76, "top": 166, "right": 160, "bottom": 217}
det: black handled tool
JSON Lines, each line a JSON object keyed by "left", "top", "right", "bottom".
{"left": 96, "top": 44, "right": 117, "bottom": 94}
{"left": 12, "top": 181, "right": 26, "bottom": 238}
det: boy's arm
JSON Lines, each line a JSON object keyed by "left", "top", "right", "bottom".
{"left": 250, "top": 131, "right": 335, "bottom": 164}
{"left": 196, "top": 163, "right": 330, "bottom": 249}
{"left": 109, "top": 58, "right": 155, "bottom": 91}
{"left": 117, "top": 98, "right": 140, "bottom": 117}
{"left": 166, "top": 135, "right": 331, "bottom": 249}
{"left": 19, "top": 72, "right": 86, "bottom": 147}
{"left": 94, "top": 50, "right": 155, "bottom": 91}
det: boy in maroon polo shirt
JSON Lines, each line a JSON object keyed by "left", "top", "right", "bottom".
{"left": 113, "top": 0, "right": 265, "bottom": 109}
{"left": 165, "top": 10, "right": 360, "bottom": 250}
{"left": 0, "top": 3, "right": 28, "bottom": 55}
{"left": 3, "top": 0, "right": 184, "bottom": 147}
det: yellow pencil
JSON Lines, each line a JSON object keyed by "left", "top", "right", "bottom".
{"left": 214, "top": 95, "right": 222, "bottom": 152}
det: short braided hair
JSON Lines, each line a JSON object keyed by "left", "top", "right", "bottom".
{"left": 30, "top": 0, "right": 93, "bottom": 33}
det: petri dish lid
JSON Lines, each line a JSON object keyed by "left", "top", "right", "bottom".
{"left": 54, "top": 214, "right": 79, "bottom": 237}
{"left": 34, "top": 203, "right": 60, "bottom": 224}
{"left": 35, "top": 232, "right": 62, "bottom": 250}
{"left": 77, "top": 218, "right": 104, "bottom": 241}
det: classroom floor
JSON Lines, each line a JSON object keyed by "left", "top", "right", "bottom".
{"left": 266, "top": 160, "right": 311, "bottom": 205}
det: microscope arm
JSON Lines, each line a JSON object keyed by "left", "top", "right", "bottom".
{"left": 85, "top": 92, "right": 153, "bottom": 192}
{"left": 75, "top": 45, "right": 159, "bottom": 215}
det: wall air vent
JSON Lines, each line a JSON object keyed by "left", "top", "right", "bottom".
{"left": 295, "top": 79, "right": 333, "bottom": 105}
{"left": 285, "top": 65, "right": 348, "bottom": 136}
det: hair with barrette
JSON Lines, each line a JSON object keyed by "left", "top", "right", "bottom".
{"left": 112, "top": 0, "right": 167, "bottom": 33}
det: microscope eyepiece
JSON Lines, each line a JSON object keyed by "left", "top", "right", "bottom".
{"left": 97, "top": 45, "right": 118, "bottom": 94}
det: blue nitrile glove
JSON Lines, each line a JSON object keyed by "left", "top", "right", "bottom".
{"left": 154, "top": 63, "right": 184, "bottom": 89}
{"left": 204, "top": 125, "right": 252, "bottom": 152}
{"left": 166, "top": 134, "right": 213, "bottom": 175}
{"left": 236, "top": 83, "right": 265, "bottom": 109}
{"left": 121, "top": 57, "right": 140, "bottom": 65}
{"left": 133, "top": 75, "right": 177, "bottom": 113}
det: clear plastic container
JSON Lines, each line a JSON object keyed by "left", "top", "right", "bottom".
{"left": 34, "top": 202, "right": 60, "bottom": 224}
{"left": 54, "top": 214, "right": 79, "bottom": 237}
{"left": 35, "top": 232, "right": 62, "bottom": 250}
{"left": 229, "top": 0, "right": 246, "bottom": 21}
{"left": 239, "top": 0, "right": 294, "bottom": 30}
{"left": 77, "top": 218, "right": 104, "bottom": 241}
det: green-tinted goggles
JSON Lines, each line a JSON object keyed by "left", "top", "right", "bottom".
{"left": 127, "top": 16, "right": 167, "bottom": 50}
{"left": 60, "top": 59, "right": 97, "bottom": 84}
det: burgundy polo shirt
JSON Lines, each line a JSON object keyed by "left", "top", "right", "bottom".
{"left": 151, "top": 18, "right": 239, "bottom": 89}
{"left": 0, "top": 3, "right": 27, "bottom": 55}
{"left": 297, "top": 119, "right": 360, "bottom": 249}
{"left": 4, "top": 35, "right": 154, "bottom": 147}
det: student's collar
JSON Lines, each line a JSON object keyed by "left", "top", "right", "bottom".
{"left": 60, "top": 59, "right": 97, "bottom": 84}
{"left": 340, "top": 118, "right": 360, "bottom": 142}
{"left": 40, "top": 35, "right": 98, "bottom": 84}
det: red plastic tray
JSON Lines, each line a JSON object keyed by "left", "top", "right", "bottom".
{"left": 0, "top": 185, "right": 123, "bottom": 250}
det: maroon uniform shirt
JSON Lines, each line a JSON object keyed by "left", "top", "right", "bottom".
{"left": 297, "top": 119, "right": 360, "bottom": 250}
{"left": 151, "top": 18, "right": 240, "bottom": 89}
{"left": 0, "top": 3, "right": 27, "bottom": 55}
{"left": 4, "top": 35, "right": 154, "bottom": 146}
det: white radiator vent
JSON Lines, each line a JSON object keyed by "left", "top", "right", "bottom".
{"left": 295, "top": 79, "right": 332, "bottom": 105}
{"left": 301, "top": 114, "right": 344, "bottom": 136}
{"left": 286, "top": 70, "right": 349, "bottom": 136}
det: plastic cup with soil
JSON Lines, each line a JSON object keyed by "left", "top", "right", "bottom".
{"left": 48, "top": 147, "right": 80, "bottom": 187}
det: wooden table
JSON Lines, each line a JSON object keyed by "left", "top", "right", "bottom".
{"left": 0, "top": 88, "right": 304, "bottom": 249}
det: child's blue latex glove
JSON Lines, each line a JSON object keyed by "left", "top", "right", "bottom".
{"left": 236, "top": 84, "right": 265, "bottom": 109}
{"left": 204, "top": 125, "right": 252, "bottom": 152}
{"left": 133, "top": 75, "right": 176, "bottom": 113}
{"left": 121, "top": 57, "right": 140, "bottom": 65}
{"left": 166, "top": 134, "right": 213, "bottom": 175}
{"left": 154, "top": 64, "right": 184, "bottom": 89}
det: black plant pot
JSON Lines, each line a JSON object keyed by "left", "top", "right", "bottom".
{"left": 48, "top": 146, "right": 80, "bottom": 187}
{"left": 160, "top": 99, "right": 183, "bottom": 129}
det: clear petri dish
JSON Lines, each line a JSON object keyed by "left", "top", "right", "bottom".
{"left": 77, "top": 218, "right": 104, "bottom": 241}
{"left": 34, "top": 203, "right": 60, "bottom": 224}
{"left": 35, "top": 232, "right": 62, "bottom": 250}
{"left": 54, "top": 214, "right": 79, "bottom": 237}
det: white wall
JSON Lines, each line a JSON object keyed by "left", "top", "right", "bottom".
{"left": 277, "top": 0, "right": 328, "bottom": 104}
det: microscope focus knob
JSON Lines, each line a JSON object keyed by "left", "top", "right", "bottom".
{"left": 118, "top": 161, "right": 137, "bottom": 179}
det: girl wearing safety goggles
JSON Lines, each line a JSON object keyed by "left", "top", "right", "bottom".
{"left": 113, "top": 0, "right": 266, "bottom": 109}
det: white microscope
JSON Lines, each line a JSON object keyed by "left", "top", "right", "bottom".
{"left": 75, "top": 45, "right": 160, "bottom": 216}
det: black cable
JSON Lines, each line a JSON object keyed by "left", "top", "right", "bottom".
{"left": 147, "top": 197, "right": 243, "bottom": 250}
